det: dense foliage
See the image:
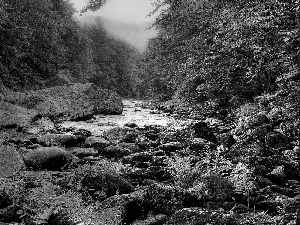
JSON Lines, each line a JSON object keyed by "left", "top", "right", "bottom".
{"left": 0, "top": 0, "right": 140, "bottom": 97}
{"left": 142, "top": 0, "right": 300, "bottom": 112}
{"left": 82, "top": 19, "right": 141, "bottom": 96}
{"left": 0, "top": 0, "right": 79, "bottom": 89}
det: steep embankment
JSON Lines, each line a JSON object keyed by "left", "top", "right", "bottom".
{"left": 1, "top": 83, "right": 123, "bottom": 125}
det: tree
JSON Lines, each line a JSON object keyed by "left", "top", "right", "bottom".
{"left": 143, "top": 0, "right": 300, "bottom": 107}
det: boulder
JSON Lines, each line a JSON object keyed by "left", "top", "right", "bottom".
{"left": 84, "top": 136, "right": 110, "bottom": 151}
{"left": 0, "top": 190, "right": 12, "bottom": 209}
{"left": 37, "top": 134, "right": 85, "bottom": 147}
{"left": 0, "top": 145, "right": 25, "bottom": 178}
{"left": 123, "top": 152, "right": 153, "bottom": 165}
{"left": 267, "top": 165, "right": 286, "bottom": 184}
{"left": 267, "top": 106, "right": 287, "bottom": 123}
{"left": 0, "top": 204, "right": 24, "bottom": 223}
{"left": 166, "top": 208, "right": 238, "bottom": 225}
{"left": 188, "top": 138, "right": 216, "bottom": 155}
{"left": 70, "top": 148, "right": 98, "bottom": 158}
{"left": 23, "top": 147, "right": 75, "bottom": 171}
{"left": 81, "top": 172, "right": 134, "bottom": 200}
{"left": 217, "top": 133, "right": 236, "bottom": 149}
{"left": 72, "top": 128, "right": 91, "bottom": 137}
{"left": 3, "top": 83, "right": 123, "bottom": 121}
{"left": 124, "top": 122, "right": 139, "bottom": 128}
{"left": 118, "top": 142, "right": 141, "bottom": 153}
{"left": 157, "top": 142, "right": 182, "bottom": 153}
{"left": 244, "top": 112, "right": 270, "bottom": 128}
{"left": 48, "top": 207, "right": 77, "bottom": 225}
{"left": 96, "top": 190, "right": 149, "bottom": 225}
{"left": 103, "top": 127, "right": 140, "bottom": 144}
{"left": 132, "top": 213, "right": 167, "bottom": 225}
{"left": 0, "top": 101, "right": 38, "bottom": 129}
{"left": 145, "top": 183, "right": 206, "bottom": 215}
{"left": 191, "top": 122, "right": 217, "bottom": 143}
{"left": 102, "top": 145, "right": 132, "bottom": 158}
{"left": 266, "top": 132, "right": 291, "bottom": 149}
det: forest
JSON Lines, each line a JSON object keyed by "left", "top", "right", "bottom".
{"left": 0, "top": 0, "right": 300, "bottom": 224}
{"left": 1, "top": 0, "right": 300, "bottom": 113}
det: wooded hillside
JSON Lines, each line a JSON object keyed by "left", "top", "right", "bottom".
{"left": 140, "top": 0, "right": 300, "bottom": 117}
{"left": 0, "top": 0, "right": 141, "bottom": 97}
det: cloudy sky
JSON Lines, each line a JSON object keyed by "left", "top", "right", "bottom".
{"left": 70, "top": 0, "right": 157, "bottom": 23}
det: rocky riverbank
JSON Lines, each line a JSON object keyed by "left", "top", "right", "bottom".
{"left": 0, "top": 98, "right": 299, "bottom": 224}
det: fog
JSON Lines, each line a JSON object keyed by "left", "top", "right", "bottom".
{"left": 70, "top": 0, "right": 157, "bottom": 24}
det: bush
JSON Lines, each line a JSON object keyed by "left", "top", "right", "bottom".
{"left": 235, "top": 103, "right": 263, "bottom": 119}
{"left": 191, "top": 173, "right": 234, "bottom": 202}
{"left": 166, "top": 156, "right": 199, "bottom": 188}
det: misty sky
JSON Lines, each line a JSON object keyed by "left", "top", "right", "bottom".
{"left": 70, "top": 0, "right": 157, "bottom": 23}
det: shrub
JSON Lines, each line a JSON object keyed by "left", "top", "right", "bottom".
{"left": 191, "top": 172, "right": 234, "bottom": 202}
{"left": 166, "top": 156, "right": 199, "bottom": 188}
{"left": 235, "top": 103, "right": 263, "bottom": 121}
{"left": 238, "top": 211, "right": 282, "bottom": 225}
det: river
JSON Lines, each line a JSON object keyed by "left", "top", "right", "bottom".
{"left": 59, "top": 99, "right": 179, "bottom": 136}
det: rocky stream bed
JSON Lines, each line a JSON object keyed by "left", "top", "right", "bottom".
{"left": 0, "top": 99, "right": 300, "bottom": 224}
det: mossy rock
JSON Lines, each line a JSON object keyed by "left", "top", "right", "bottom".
{"left": 0, "top": 145, "right": 25, "bottom": 178}
{"left": 3, "top": 83, "right": 123, "bottom": 121}
{"left": 0, "top": 101, "right": 38, "bottom": 129}
{"left": 23, "top": 147, "right": 75, "bottom": 171}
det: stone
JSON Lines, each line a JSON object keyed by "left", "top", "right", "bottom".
{"left": 132, "top": 213, "right": 167, "bottom": 225}
{"left": 0, "top": 204, "right": 24, "bottom": 223}
{"left": 266, "top": 132, "right": 291, "bottom": 149}
{"left": 189, "top": 138, "right": 216, "bottom": 154}
{"left": 166, "top": 208, "right": 238, "bottom": 225}
{"left": 256, "top": 200, "right": 283, "bottom": 214}
{"left": 102, "top": 145, "right": 132, "bottom": 158}
{"left": 123, "top": 152, "right": 153, "bottom": 164}
{"left": 0, "top": 145, "right": 25, "bottom": 178}
{"left": 37, "top": 134, "right": 84, "bottom": 147}
{"left": 81, "top": 172, "right": 134, "bottom": 200}
{"left": 96, "top": 190, "right": 149, "bottom": 225}
{"left": 218, "top": 133, "right": 236, "bottom": 149}
{"left": 118, "top": 142, "right": 141, "bottom": 153}
{"left": 0, "top": 190, "right": 12, "bottom": 209}
{"left": 103, "top": 127, "right": 140, "bottom": 144}
{"left": 191, "top": 121, "right": 217, "bottom": 143}
{"left": 145, "top": 183, "right": 206, "bottom": 215}
{"left": 267, "top": 107, "right": 287, "bottom": 123}
{"left": 23, "top": 147, "right": 75, "bottom": 171}
{"left": 124, "top": 122, "right": 139, "bottom": 128}
{"left": 244, "top": 112, "right": 270, "bottom": 128}
{"left": 3, "top": 83, "right": 123, "bottom": 121}
{"left": 267, "top": 165, "right": 286, "bottom": 184}
{"left": 84, "top": 136, "right": 110, "bottom": 151}
{"left": 72, "top": 128, "right": 91, "bottom": 137}
{"left": 70, "top": 148, "right": 98, "bottom": 158}
{"left": 157, "top": 142, "right": 182, "bottom": 153}
{"left": 48, "top": 207, "right": 77, "bottom": 225}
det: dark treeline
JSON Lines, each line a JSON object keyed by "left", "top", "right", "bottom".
{"left": 139, "top": 0, "right": 300, "bottom": 116}
{"left": 0, "top": 0, "right": 141, "bottom": 97}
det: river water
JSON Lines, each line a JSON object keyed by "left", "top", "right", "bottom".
{"left": 59, "top": 99, "right": 178, "bottom": 136}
